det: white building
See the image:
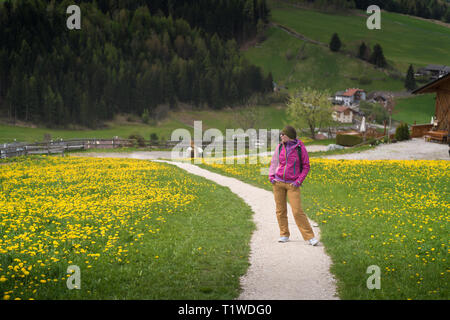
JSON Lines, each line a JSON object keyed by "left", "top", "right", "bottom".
{"left": 332, "top": 106, "right": 354, "bottom": 123}
{"left": 334, "top": 88, "right": 366, "bottom": 106}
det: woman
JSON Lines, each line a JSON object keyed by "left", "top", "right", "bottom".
{"left": 268, "top": 125, "right": 319, "bottom": 246}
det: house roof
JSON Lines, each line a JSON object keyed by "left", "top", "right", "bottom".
{"left": 333, "top": 106, "right": 351, "bottom": 113}
{"left": 342, "top": 88, "right": 364, "bottom": 97}
{"left": 424, "top": 64, "right": 450, "bottom": 72}
{"left": 412, "top": 72, "right": 450, "bottom": 94}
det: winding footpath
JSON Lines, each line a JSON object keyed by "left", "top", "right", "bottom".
{"left": 69, "top": 138, "right": 447, "bottom": 298}
{"left": 72, "top": 149, "right": 339, "bottom": 300}
{"left": 152, "top": 159, "right": 339, "bottom": 300}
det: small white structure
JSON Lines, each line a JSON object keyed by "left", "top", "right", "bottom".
{"left": 360, "top": 116, "right": 366, "bottom": 132}
{"left": 186, "top": 146, "right": 203, "bottom": 158}
{"left": 326, "top": 144, "right": 345, "bottom": 151}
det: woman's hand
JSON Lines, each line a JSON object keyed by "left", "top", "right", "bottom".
{"left": 291, "top": 181, "right": 301, "bottom": 188}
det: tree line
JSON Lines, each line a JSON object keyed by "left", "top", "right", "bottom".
{"left": 280, "top": 0, "right": 450, "bottom": 22}
{"left": 0, "top": 0, "right": 272, "bottom": 128}
{"left": 329, "top": 33, "right": 388, "bottom": 69}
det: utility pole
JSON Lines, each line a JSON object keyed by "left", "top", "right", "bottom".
{"left": 386, "top": 94, "right": 395, "bottom": 143}
{"left": 388, "top": 115, "right": 391, "bottom": 143}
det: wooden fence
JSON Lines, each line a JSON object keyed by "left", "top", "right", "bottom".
{"left": 0, "top": 138, "right": 269, "bottom": 159}
{"left": 0, "top": 138, "right": 135, "bottom": 158}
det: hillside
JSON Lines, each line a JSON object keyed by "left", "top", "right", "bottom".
{"left": 0, "top": 0, "right": 271, "bottom": 128}
{"left": 244, "top": 0, "right": 450, "bottom": 92}
{"left": 243, "top": 26, "right": 405, "bottom": 93}
{"left": 0, "top": 0, "right": 445, "bottom": 142}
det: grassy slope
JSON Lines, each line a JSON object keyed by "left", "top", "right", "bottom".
{"left": 2, "top": 2, "right": 446, "bottom": 142}
{"left": 244, "top": 1, "right": 447, "bottom": 126}
{"left": 244, "top": 26, "right": 404, "bottom": 93}
{"left": 0, "top": 119, "right": 187, "bottom": 143}
{"left": 268, "top": 0, "right": 450, "bottom": 71}
{"left": 0, "top": 105, "right": 291, "bottom": 143}
{"left": 392, "top": 94, "right": 435, "bottom": 125}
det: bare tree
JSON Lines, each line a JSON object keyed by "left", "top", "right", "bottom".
{"left": 233, "top": 104, "right": 264, "bottom": 130}
{"left": 286, "top": 87, "right": 333, "bottom": 139}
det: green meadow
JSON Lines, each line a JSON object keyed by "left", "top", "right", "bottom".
{"left": 0, "top": 105, "right": 291, "bottom": 144}
{"left": 198, "top": 156, "right": 450, "bottom": 300}
{"left": 0, "top": 156, "right": 255, "bottom": 299}
{"left": 268, "top": 0, "right": 450, "bottom": 71}
{"left": 243, "top": 26, "right": 404, "bottom": 93}
{"left": 392, "top": 94, "right": 436, "bottom": 125}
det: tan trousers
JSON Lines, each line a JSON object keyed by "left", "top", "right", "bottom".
{"left": 272, "top": 181, "right": 315, "bottom": 240}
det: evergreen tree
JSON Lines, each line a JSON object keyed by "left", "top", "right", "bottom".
{"left": 329, "top": 33, "right": 342, "bottom": 52}
{"left": 405, "top": 64, "right": 417, "bottom": 91}
{"left": 445, "top": 8, "right": 450, "bottom": 23}
{"left": 265, "top": 72, "right": 274, "bottom": 93}
{"left": 358, "top": 41, "right": 369, "bottom": 61}
{"left": 369, "top": 44, "right": 387, "bottom": 68}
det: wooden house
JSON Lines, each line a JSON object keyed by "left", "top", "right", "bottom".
{"left": 412, "top": 73, "right": 449, "bottom": 142}
{"left": 332, "top": 105, "right": 354, "bottom": 123}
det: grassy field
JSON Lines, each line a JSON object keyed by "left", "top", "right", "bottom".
{"left": 243, "top": 0, "right": 450, "bottom": 94}
{"left": 0, "top": 156, "right": 255, "bottom": 300}
{"left": 268, "top": 0, "right": 450, "bottom": 71}
{"left": 0, "top": 104, "right": 292, "bottom": 144}
{"left": 0, "top": 118, "right": 192, "bottom": 144}
{"left": 243, "top": 26, "right": 405, "bottom": 93}
{"left": 392, "top": 94, "right": 436, "bottom": 125}
{"left": 198, "top": 155, "right": 450, "bottom": 300}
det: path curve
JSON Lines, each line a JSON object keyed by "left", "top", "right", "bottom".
{"left": 149, "top": 159, "right": 339, "bottom": 300}
{"left": 70, "top": 153, "right": 338, "bottom": 299}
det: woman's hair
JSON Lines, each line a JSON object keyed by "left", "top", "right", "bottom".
{"left": 281, "top": 126, "right": 297, "bottom": 139}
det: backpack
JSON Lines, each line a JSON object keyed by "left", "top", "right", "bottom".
{"left": 278, "top": 143, "right": 302, "bottom": 173}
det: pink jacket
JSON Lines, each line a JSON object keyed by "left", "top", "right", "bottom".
{"left": 268, "top": 139, "right": 310, "bottom": 186}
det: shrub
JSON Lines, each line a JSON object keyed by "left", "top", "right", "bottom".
{"left": 395, "top": 123, "right": 410, "bottom": 141}
{"left": 285, "top": 48, "right": 295, "bottom": 61}
{"left": 141, "top": 109, "right": 150, "bottom": 124}
{"left": 128, "top": 133, "right": 146, "bottom": 147}
{"left": 150, "top": 133, "right": 159, "bottom": 142}
{"left": 329, "top": 33, "right": 342, "bottom": 52}
{"left": 255, "top": 92, "right": 289, "bottom": 105}
{"left": 359, "top": 76, "right": 372, "bottom": 85}
{"left": 336, "top": 134, "right": 363, "bottom": 146}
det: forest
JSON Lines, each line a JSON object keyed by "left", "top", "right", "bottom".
{"left": 283, "top": 0, "right": 450, "bottom": 21}
{"left": 0, "top": 0, "right": 272, "bottom": 128}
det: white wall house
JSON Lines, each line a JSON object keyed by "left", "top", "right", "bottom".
{"left": 334, "top": 88, "right": 366, "bottom": 106}
{"left": 332, "top": 106, "right": 353, "bottom": 123}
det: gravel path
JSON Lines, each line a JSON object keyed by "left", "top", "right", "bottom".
{"left": 71, "top": 150, "right": 339, "bottom": 300}
{"left": 70, "top": 145, "right": 329, "bottom": 160}
{"left": 323, "top": 138, "right": 449, "bottom": 160}
{"left": 153, "top": 159, "right": 339, "bottom": 300}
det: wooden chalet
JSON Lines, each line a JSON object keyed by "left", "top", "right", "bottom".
{"left": 412, "top": 73, "right": 449, "bottom": 143}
